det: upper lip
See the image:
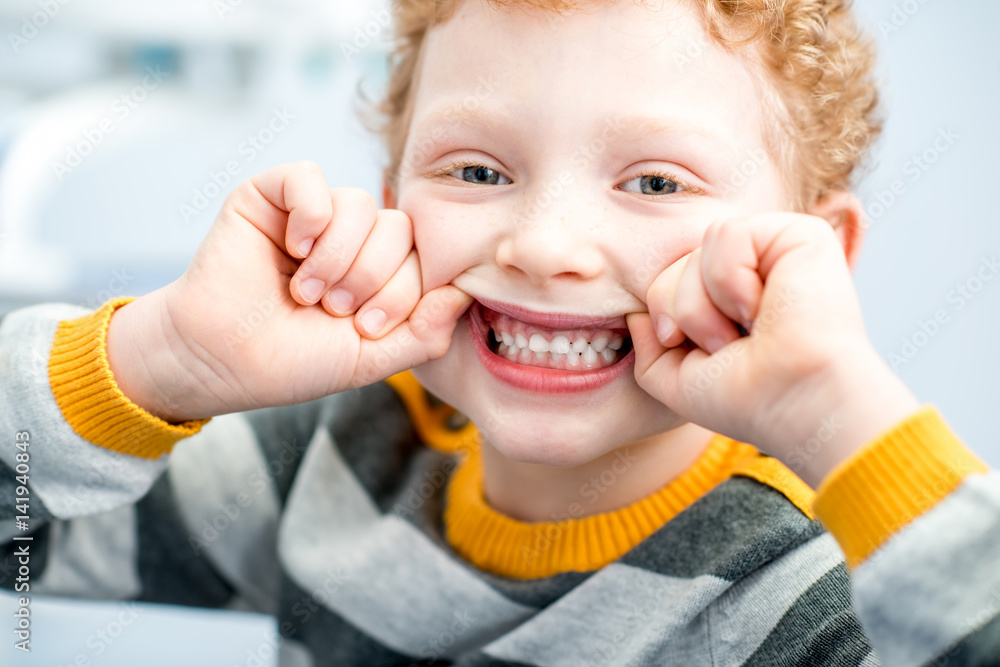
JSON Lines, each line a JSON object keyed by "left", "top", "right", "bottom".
{"left": 473, "top": 295, "right": 630, "bottom": 331}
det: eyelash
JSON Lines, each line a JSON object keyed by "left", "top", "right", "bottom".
{"left": 427, "top": 161, "right": 702, "bottom": 198}
{"left": 426, "top": 160, "right": 506, "bottom": 182}
{"left": 617, "top": 170, "right": 703, "bottom": 198}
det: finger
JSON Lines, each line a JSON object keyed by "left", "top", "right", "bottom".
{"left": 645, "top": 254, "right": 691, "bottom": 349}
{"left": 627, "top": 312, "right": 700, "bottom": 412}
{"left": 352, "top": 250, "right": 422, "bottom": 339}
{"left": 231, "top": 161, "right": 333, "bottom": 256}
{"left": 352, "top": 286, "right": 474, "bottom": 386}
{"left": 323, "top": 209, "right": 413, "bottom": 317}
{"left": 699, "top": 219, "right": 766, "bottom": 328}
{"left": 292, "top": 188, "right": 378, "bottom": 306}
{"left": 672, "top": 248, "right": 743, "bottom": 355}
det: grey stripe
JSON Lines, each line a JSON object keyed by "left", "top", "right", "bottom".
{"left": 483, "top": 564, "right": 729, "bottom": 667}
{"left": 33, "top": 504, "right": 141, "bottom": 599}
{"left": 278, "top": 427, "right": 537, "bottom": 661}
{"left": 0, "top": 304, "right": 166, "bottom": 518}
{"left": 710, "top": 532, "right": 845, "bottom": 666}
{"left": 854, "top": 471, "right": 1000, "bottom": 667}
{"left": 169, "top": 413, "right": 282, "bottom": 614}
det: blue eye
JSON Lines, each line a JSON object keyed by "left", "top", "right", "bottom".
{"left": 621, "top": 174, "right": 680, "bottom": 196}
{"left": 451, "top": 165, "right": 511, "bottom": 186}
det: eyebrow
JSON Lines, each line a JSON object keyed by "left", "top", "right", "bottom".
{"left": 411, "top": 103, "right": 516, "bottom": 139}
{"left": 408, "top": 104, "right": 743, "bottom": 166}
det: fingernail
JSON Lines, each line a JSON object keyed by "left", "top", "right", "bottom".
{"left": 359, "top": 308, "right": 387, "bottom": 336}
{"left": 298, "top": 238, "right": 315, "bottom": 258}
{"left": 655, "top": 315, "right": 676, "bottom": 343}
{"left": 327, "top": 288, "right": 354, "bottom": 314}
{"left": 706, "top": 337, "right": 725, "bottom": 354}
{"left": 300, "top": 278, "right": 325, "bottom": 304}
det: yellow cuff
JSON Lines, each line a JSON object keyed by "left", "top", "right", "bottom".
{"left": 49, "top": 297, "right": 210, "bottom": 459}
{"left": 813, "top": 406, "right": 988, "bottom": 568}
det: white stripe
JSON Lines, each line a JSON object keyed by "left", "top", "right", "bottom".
{"left": 854, "top": 471, "right": 1000, "bottom": 667}
{"left": 484, "top": 564, "right": 728, "bottom": 667}
{"left": 278, "top": 428, "right": 536, "bottom": 661}
{"left": 0, "top": 304, "right": 166, "bottom": 518}
{"left": 34, "top": 503, "right": 141, "bottom": 599}
{"left": 860, "top": 649, "right": 883, "bottom": 666}
{"left": 169, "top": 413, "right": 283, "bottom": 614}
{"left": 710, "top": 532, "right": 845, "bottom": 666}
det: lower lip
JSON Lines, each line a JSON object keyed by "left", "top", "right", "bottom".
{"left": 467, "top": 302, "right": 635, "bottom": 394}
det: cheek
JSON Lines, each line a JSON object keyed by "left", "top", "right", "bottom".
{"left": 403, "top": 198, "right": 493, "bottom": 290}
{"left": 615, "top": 219, "right": 710, "bottom": 300}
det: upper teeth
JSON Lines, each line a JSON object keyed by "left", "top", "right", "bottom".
{"left": 494, "top": 330, "right": 624, "bottom": 365}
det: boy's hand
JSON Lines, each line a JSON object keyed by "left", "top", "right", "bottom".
{"left": 628, "top": 213, "right": 919, "bottom": 488}
{"left": 107, "top": 162, "right": 471, "bottom": 422}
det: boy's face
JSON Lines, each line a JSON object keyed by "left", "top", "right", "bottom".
{"left": 395, "top": 0, "right": 791, "bottom": 465}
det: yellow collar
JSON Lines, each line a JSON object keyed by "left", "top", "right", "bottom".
{"left": 385, "top": 371, "right": 815, "bottom": 580}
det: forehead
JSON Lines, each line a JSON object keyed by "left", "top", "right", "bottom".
{"left": 407, "top": 0, "right": 770, "bottom": 161}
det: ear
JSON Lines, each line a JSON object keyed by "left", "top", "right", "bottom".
{"left": 808, "top": 191, "right": 866, "bottom": 270}
{"left": 382, "top": 177, "right": 397, "bottom": 209}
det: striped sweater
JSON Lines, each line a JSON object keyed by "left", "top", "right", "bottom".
{"left": 1, "top": 300, "right": 999, "bottom": 666}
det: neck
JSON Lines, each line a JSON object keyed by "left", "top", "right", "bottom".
{"left": 478, "top": 422, "right": 717, "bottom": 522}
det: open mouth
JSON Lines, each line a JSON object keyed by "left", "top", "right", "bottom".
{"left": 467, "top": 298, "right": 635, "bottom": 393}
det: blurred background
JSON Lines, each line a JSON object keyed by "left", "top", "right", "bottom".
{"left": 0, "top": 0, "right": 998, "bottom": 663}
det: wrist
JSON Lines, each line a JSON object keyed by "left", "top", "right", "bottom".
{"left": 791, "top": 345, "right": 921, "bottom": 488}
{"left": 106, "top": 289, "right": 216, "bottom": 422}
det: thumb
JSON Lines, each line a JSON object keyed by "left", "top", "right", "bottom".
{"left": 352, "top": 286, "right": 473, "bottom": 386}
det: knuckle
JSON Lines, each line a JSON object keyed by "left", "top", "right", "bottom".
{"left": 341, "top": 264, "right": 383, "bottom": 292}
{"left": 290, "top": 160, "right": 325, "bottom": 178}
{"left": 704, "top": 261, "right": 735, "bottom": 292}
{"left": 332, "top": 187, "right": 377, "bottom": 217}
{"left": 672, "top": 301, "right": 699, "bottom": 332}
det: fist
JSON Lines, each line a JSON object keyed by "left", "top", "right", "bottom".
{"left": 627, "top": 213, "right": 918, "bottom": 487}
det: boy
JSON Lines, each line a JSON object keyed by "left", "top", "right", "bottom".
{"left": 3, "top": 0, "right": 999, "bottom": 665}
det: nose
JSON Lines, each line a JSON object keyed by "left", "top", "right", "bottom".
{"left": 495, "top": 187, "right": 605, "bottom": 285}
